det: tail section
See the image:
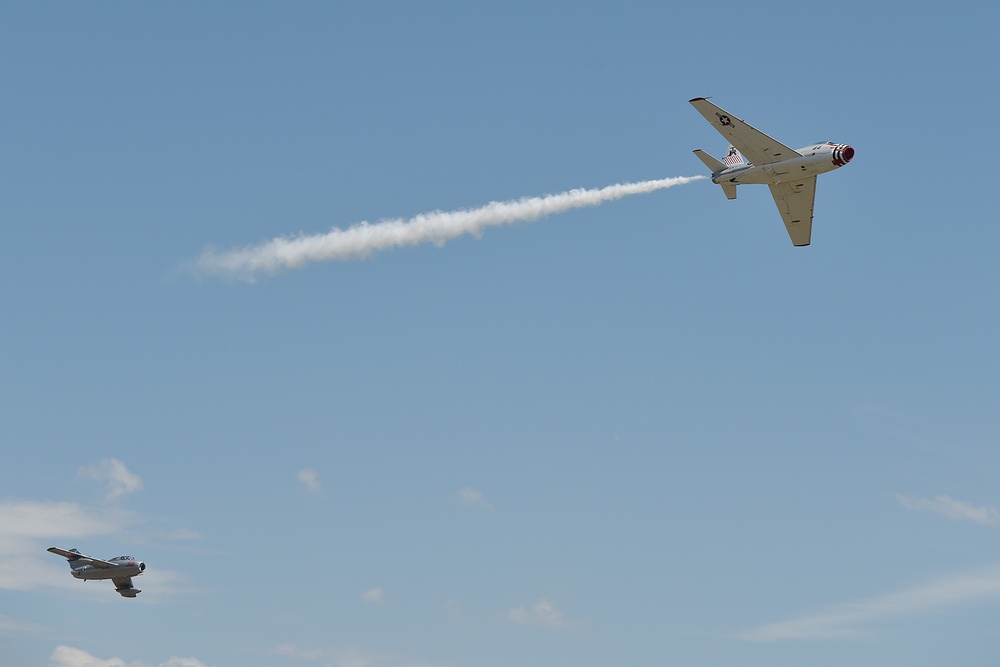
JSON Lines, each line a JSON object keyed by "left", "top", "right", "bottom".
{"left": 62, "top": 548, "right": 87, "bottom": 570}
{"left": 692, "top": 149, "right": 724, "bottom": 173}
{"left": 722, "top": 145, "right": 746, "bottom": 167}
{"left": 692, "top": 149, "right": 738, "bottom": 200}
{"left": 48, "top": 546, "right": 88, "bottom": 570}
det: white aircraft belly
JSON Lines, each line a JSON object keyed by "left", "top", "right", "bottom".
{"left": 766, "top": 154, "right": 836, "bottom": 180}
{"left": 719, "top": 166, "right": 770, "bottom": 185}
{"left": 689, "top": 97, "right": 854, "bottom": 247}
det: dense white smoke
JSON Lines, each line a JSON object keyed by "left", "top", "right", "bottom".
{"left": 194, "top": 175, "right": 704, "bottom": 280}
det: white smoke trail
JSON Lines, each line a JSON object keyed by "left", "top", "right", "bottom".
{"left": 194, "top": 175, "right": 704, "bottom": 280}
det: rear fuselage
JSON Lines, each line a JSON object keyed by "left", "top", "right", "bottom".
{"left": 70, "top": 557, "right": 145, "bottom": 581}
{"left": 711, "top": 142, "right": 854, "bottom": 185}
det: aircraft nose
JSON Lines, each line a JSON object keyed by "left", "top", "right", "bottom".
{"left": 833, "top": 144, "right": 854, "bottom": 166}
{"left": 833, "top": 144, "right": 854, "bottom": 167}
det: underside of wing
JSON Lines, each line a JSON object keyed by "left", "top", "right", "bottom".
{"left": 112, "top": 576, "right": 140, "bottom": 597}
{"left": 47, "top": 547, "right": 79, "bottom": 560}
{"left": 768, "top": 177, "right": 817, "bottom": 246}
{"left": 47, "top": 547, "right": 116, "bottom": 568}
{"left": 689, "top": 98, "right": 799, "bottom": 166}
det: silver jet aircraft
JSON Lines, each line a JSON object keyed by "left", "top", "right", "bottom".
{"left": 48, "top": 547, "right": 145, "bottom": 598}
{"left": 689, "top": 97, "right": 854, "bottom": 246}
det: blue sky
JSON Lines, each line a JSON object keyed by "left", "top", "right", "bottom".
{"left": 2, "top": 2, "right": 999, "bottom": 666}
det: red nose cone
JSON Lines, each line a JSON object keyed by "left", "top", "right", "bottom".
{"left": 832, "top": 144, "right": 854, "bottom": 166}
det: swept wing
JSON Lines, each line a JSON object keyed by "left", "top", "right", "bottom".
{"left": 112, "top": 576, "right": 140, "bottom": 598}
{"left": 46, "top": 547, "right": 117, "bottom": 568}
{"left": 768, "top": 177, "right": 817, "bottom": 246}
{"left": 689, "top": 98, "right": 799, "bottom": 166}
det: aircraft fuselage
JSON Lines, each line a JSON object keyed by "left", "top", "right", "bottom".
{"left": 711, "top": 142, "right": 853, "bottom": 186}
{"left": 71, "top": 558, "right": 145, "bottom": 581}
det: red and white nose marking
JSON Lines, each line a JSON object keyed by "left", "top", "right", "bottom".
{"left": 833, "top": 144, "right": 855, "bottom": 166}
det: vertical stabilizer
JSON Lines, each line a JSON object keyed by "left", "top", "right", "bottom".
{"left": 722, "top": 145, "right": 747, "bottom": 167}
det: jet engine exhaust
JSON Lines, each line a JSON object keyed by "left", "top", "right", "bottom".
{"left": 192, "top": 175, "right": 705, "bottom": 281}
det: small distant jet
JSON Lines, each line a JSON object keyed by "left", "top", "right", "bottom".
{"left": 689, "top": 97, "right": 854, "bottom": 246}
{"left": 47, "top": 547, "right": 145, "bottom": 598}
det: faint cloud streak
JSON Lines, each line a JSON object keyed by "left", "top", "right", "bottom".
{"left": 0, "top": 500, "right": 122, "bottom": 547}
{"left": 895, "top": 493, "right": 1000, "bottom": 526}
{"left": 0, "top": 613, "right": 47, "bottom": 637}
{"left": 361, "top": 587, "right": 384, "bottom": 604}
{"left": 736, "top": 566, "right": 1000, "bottom": 641}
{"left": 274, "top": 642, "right": 445, "bottom": 667}
{"left": 50, "top": 645, "right": 126, "bottom": 667}
{"left": 77, "top": 458, "right": 143, "bottom": 501}
{"left": 504, "top": 598, "right": 565, "bottom": 627}
{"left": 298, "top": 468, "right": 322, "bottom": 494}
{"left": 457, "top": 487, "right": 494, "bottom": 511}
{"left": 50, "top": 645, "right": 209, "bottom": 667}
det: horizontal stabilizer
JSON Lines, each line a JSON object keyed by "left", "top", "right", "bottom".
{"left": 692, "top": 149, "right": 724, "bottom": 173}
{"left": 720, "top": 183, "right": 737, "bottom": 200}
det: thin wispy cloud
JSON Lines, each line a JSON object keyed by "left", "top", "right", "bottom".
{"left": 0, "top": 500, "right": 123, "bottom": 548}
{"left": 504, "top": 598, "right": 566, "bottom": 627}
{"left": 457, "top": 487, "right": 494, "bottom": 511}
{"left": 298, "top": 468, "right": 322, "bottom": 494}
{"left": 193, "top": 175, "right": 704, "bottom": 280}
{"left": 77, "top": 458, "right": 143, "bottom": 501}
{"left": 51, "top": 646, "right": 126, "bottom": 667}
{"left": 736, "top": 566, "right": 1000, "bottom": 641}
{"left": 50, "top": 645, "right": 209, "bottom": 667}
{"left": 274, "top": 642, "right": 446, "bottom": 667}
{"left": 361, "top": 587, "right": 384, "bottom": 604}
{"left": 895, "top": 493, "right": 1000, "bottom": 526}
{"left": 0, "top": 613, "right": 47, "bottom": 637}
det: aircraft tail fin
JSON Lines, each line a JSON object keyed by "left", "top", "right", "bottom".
{"left": 692, "top": 150, "right": 738, "bottom": 200}
{"left": 63, "top": 549, "right": 86, "bottom": 570}
{"left": 48, "top": 547, "right": 86, "bottom": 569}
{"left": 722, "top": 145, "right": 747, "bottom": 167}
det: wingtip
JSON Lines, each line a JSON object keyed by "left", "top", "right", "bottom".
{"left": 689, "top": 97, "right": 707, "bottom": 103}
